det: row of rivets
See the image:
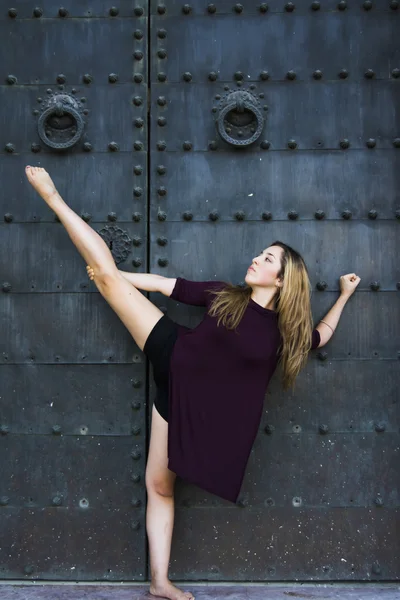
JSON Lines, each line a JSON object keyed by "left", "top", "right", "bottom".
{"left": 3, "top": 210, "right": 400, "bottom": 224}
{"left": 10, "top": 69, "right": 398, "bottom": 84}
{"left": 4, "top": 139, "right": 399, "bottom": 154}
{"left": 264, "top": 422, "right": 388, "bottom": 435}
{"left": 5, "top": 74, "right": 145, "bottom": 84}
{"left": 179, "top": 1, "right": 400, "bottom": 11}
{"left": 5, "top": 69, "right": 400, "bottom": 85}
{"left": 154, "top": 69, "right": 400, "bottom": 81}
{"left": 7, "top": 7, "right": 145, "bottom": 18}
{"left": 4, "top": 280, "right": 397, "bottom": 290}
{"left": 0, "top": 494, "right": 143, "bottom": 506}
{"left": 6, "top": 1, "right": 399, "bottom": 18}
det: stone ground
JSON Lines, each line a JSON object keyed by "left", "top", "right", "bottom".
{"left": 0, "top": 583, "right": 399, "bottom": 600}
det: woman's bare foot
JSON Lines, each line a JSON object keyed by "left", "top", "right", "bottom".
{"left": 149, "top": 579, "right": 195, "bottom": 600}
{"left": 25, "top": 166, "right": 59, "bottom": 203}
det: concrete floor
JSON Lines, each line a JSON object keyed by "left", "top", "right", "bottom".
{"left": 0, "top": 583, "right": 399, "bottom": 600}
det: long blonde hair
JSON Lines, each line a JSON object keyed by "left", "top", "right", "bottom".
{"left": 205, "top": 241, "right": 315, "bottom": 390}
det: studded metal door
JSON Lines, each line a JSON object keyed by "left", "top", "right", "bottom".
{"left": 148, "top": 0, "right": 400, "bottom": 583}
{"left": 0, "top": 2, "right": 149, "bottom": 580}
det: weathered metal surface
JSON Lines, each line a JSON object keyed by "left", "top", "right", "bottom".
{"left": 0, "top": 0, "right": 148, "bottom": 581}
{"left": 0, "top": 0, "right": 398, "bottom": 585}
{"left": 149, "top": 0, "right": 400, "bottom": 584}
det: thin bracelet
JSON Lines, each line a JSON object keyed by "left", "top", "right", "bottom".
{"left": 320, "top": 320, "right": 334, "bottom": 334}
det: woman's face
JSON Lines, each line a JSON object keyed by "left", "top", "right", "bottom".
{"left": 245, "top": 245, "right": 284, "bottom": 289}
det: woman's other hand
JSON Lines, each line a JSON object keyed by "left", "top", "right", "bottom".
{"left": 86, "top": 265, "right": 95, "bottom": 281}
{"left": 340, "top": 273, "right": 361, "bottom": 298}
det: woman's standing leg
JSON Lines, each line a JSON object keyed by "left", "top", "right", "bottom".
{"left": 146, "top": 404, "right": 195, "bottom": 600}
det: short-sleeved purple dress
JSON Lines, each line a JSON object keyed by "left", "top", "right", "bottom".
{"left": 166, "top": 278, "right": 320, "bottom": 504}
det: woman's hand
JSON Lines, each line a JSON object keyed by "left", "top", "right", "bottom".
{"left": 86, "top": 265, "right": 95, "bottom": 281}
{"left": 340, "top": 273, "right": 361, "bottom": 298}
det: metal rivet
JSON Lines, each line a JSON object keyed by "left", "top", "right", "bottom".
{"left": 209, "top": 141, "right": 218, "bottom": 150}
{"left": 363, "top": 0, "right": 372, "bottom": 9}
{"left": 318, "top": 351, "right": 328, "bottom": 361}
{"left": 157, "top": 211, "right": 167, "bottom": 221}
{"left": 364, "top": 69, "right": 375, "bottom": 79}
{"left": 341, "top": 209, "right": 352, "bottom": 219}
{"left": 107, "top": 212, "right": 117, "bottom": 222}
{"left": 183, "top": 141, "right": 192, "bottom": 151}
{"left": 392, "top": 68, "right": 400, "bottom": 78}
{"left": 259, "top": 3, "right": 269, "bottom": 12}
{"left": 33, "top": 7, "right": 43, "bottom": 17}
{"left": 132, "top": 258, "right": 142, "bottom": 267}
{"left": 208, "top": 4, "right": 217, "bottom": 13}
{"left": 108, "top": 73, "right": 119, "bottom": 83}
{"left": 392, "top": 138, "right": 400, "bottom": 148}
{"left": 52, "top": 425, "right": 61, "bottom": 435}
{"left": 4, "top": 213, "right": 13, "bottom": 223}
{"left": 368, "top": 209, "right": 378, "bottom": 219}
{"left": 157, "top": 165, "right": 167, "bottom": 175}
{"left": 260, "top": 140, "right": 270, "bottom": 150}
{"left": 2, "top": 282, "right": 11, "bottom": 292}
{"left": 261, "top": 211, "right": 272, "bottom": 220}
{"left": 158, "top": 258, "right": 168, "bottom": 267}
{"left": 286, "top": 70, "right": 296, "bottom": 80}
{"left": 134, "top": 50, "right": 144, "bottom": 60}
{"left": 157, "top": 117, "right": 167, "bottom": 126}
{"left": 158, "top": 72, "right": 167, "bottom": 82}
{"left": 339, "top": 138, "right": 350, "bottom": 149}
{"left": 366, "top": 138, "right": 376, "bottom": 148}
{"left": 235, "top": 211, "right": 245, "bottom": 221}
{"left": 109, "top": 6, "right": 119, "bottom": 16}
{"left": 81, "top": 212, "right": 91, "bottom": 222}
{"left": 134, "top": 29, "right": 143, "bottom": 39}
{"left": 209, "top": 211, "right": 219, "bottom": 221}
{"left": 183, "top": 72, "right": 192, "bottom": 82}
{"left": 58, "top": 7, "right": 68, "bottom": 17}
{"left": 157, "top": 186, "right": 167, "bottom": 196}
{"left": 370, "top": 281, "right": 380, "bottom": 291}
{"left": 285, "top": 2, "right": 295, "bottom": 11}
{"left": 337, "top": 0, "right": 347, "bottom": 9}
{"left": 52, "top": 495, "right": 62, "bottom": 505}
{"left": 287, "top": 139, "right": 297, "bottom": 149}
{"left": 390, "top": 0, "right": 398, "bottom": 9}
{"left": 234, "top": 3, "right": 243, "bottom": 13}
{"left": 133, "top": 74, "right": 143, "bottom": 83}
{"left": 314, "top": 210, "right": 325, "bottom": 220}
{"left": 157, "top": 236, "right": 168, "bottom": 246}
{"left": 338, "top": 69, "right": 349, "bottom": 79}
{"left": 183, "top": 211, "right": 193, "bottom": 221}
{"left": 259, "top": 70, "right": 270, "bottom": 80}
{"left": 316, "top": 281, "right": 328, "bottom": 291}
{"left": 311, "top": 0, "right": 320, "bottom": 9}
{"left": 288, "top": 210, "right": 298, "bottom": 220}
{"left": 157, "top": 49, "right": 167, "bottom": 59}
{"left": 8, "top": 8, "right": 17, "bottom": 17}
{"left": 134, "top": 165, "right": 143, "bottom": 175}
{"left": 108, "top": 142, "right": 119, "bottom": 152}
{"left": 182, "top": 4, "right": 191, "bottom": 13}
{"left": 157, "top": 141, "right": 167, "bottom": 151}
{"left": 157, "top": 5, "right": 166, "bottom": 14}
{"left": 134, "top": 118, "right": 144, "bottom": 128}
{"left": 6, "top": 75, "right": 17, "bottom": 85}
{"left": 134, "top": 141, "right": 143, "bottom": 151}
{"left": 313, "top": 69, "right": 323, "bottom": 79}
{"left": 134, "top": 7, "right": 144, "bottom": 16}
{"left": 208, "top": 72, "right": 218, "bottom": 81}
{"left": 133, "top": 187, "right": 143, "bottom": 197}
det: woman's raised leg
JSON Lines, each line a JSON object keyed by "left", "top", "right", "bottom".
{"left": 24, "top": 166, "right": 163, "bottom": 350}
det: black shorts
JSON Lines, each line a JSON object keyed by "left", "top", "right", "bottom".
{"left": 143, "top": 314, "right": 180, "bottom": 423}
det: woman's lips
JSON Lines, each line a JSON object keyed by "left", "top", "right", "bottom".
{"left": 248, "top": 267, "right": 255, "bottom": 272}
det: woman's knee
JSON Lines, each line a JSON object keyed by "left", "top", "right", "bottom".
{"left": 145, "top": 470, "right": 176, "bottom": 497}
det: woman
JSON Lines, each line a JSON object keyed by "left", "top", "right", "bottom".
{"left": 25, "top": 166, "right": 360, "bottom": 600}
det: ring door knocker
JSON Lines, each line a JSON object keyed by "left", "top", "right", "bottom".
{"left": 214, "top": 89, "right": 265, "bottom": 147}
{"left": 37, "top": 93, "right": 85, "bottom": 151}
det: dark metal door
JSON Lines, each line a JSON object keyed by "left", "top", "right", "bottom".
{"left": 0, "top": 2, "right": 149, "bottom": 580}
{"left": 0, "top": 0, "right": 399, "bottom": 585}
{"left": 149, "top": 0, "right": 400, "bottom": 583}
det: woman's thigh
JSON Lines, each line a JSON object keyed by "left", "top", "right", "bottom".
{"left": 96, "top": 272, "right": 164, "bottom": 352}
{"left": 145, "top": 404, "right": 176, "bottom": 496}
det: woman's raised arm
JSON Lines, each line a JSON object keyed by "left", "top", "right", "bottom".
{"left": 316, "top": 273, "right": 361, "bottom": 347}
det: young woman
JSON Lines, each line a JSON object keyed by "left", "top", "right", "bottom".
{"left": 25, "top": 166, "right": 360, "bottom": 600}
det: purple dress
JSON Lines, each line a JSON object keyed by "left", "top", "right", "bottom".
{"left": 167, "top": 278, "right": 321, "bottom": 503}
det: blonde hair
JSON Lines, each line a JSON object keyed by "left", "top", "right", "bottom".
{"left": 205, "top": 241, "right": 314, "bottom": 390}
